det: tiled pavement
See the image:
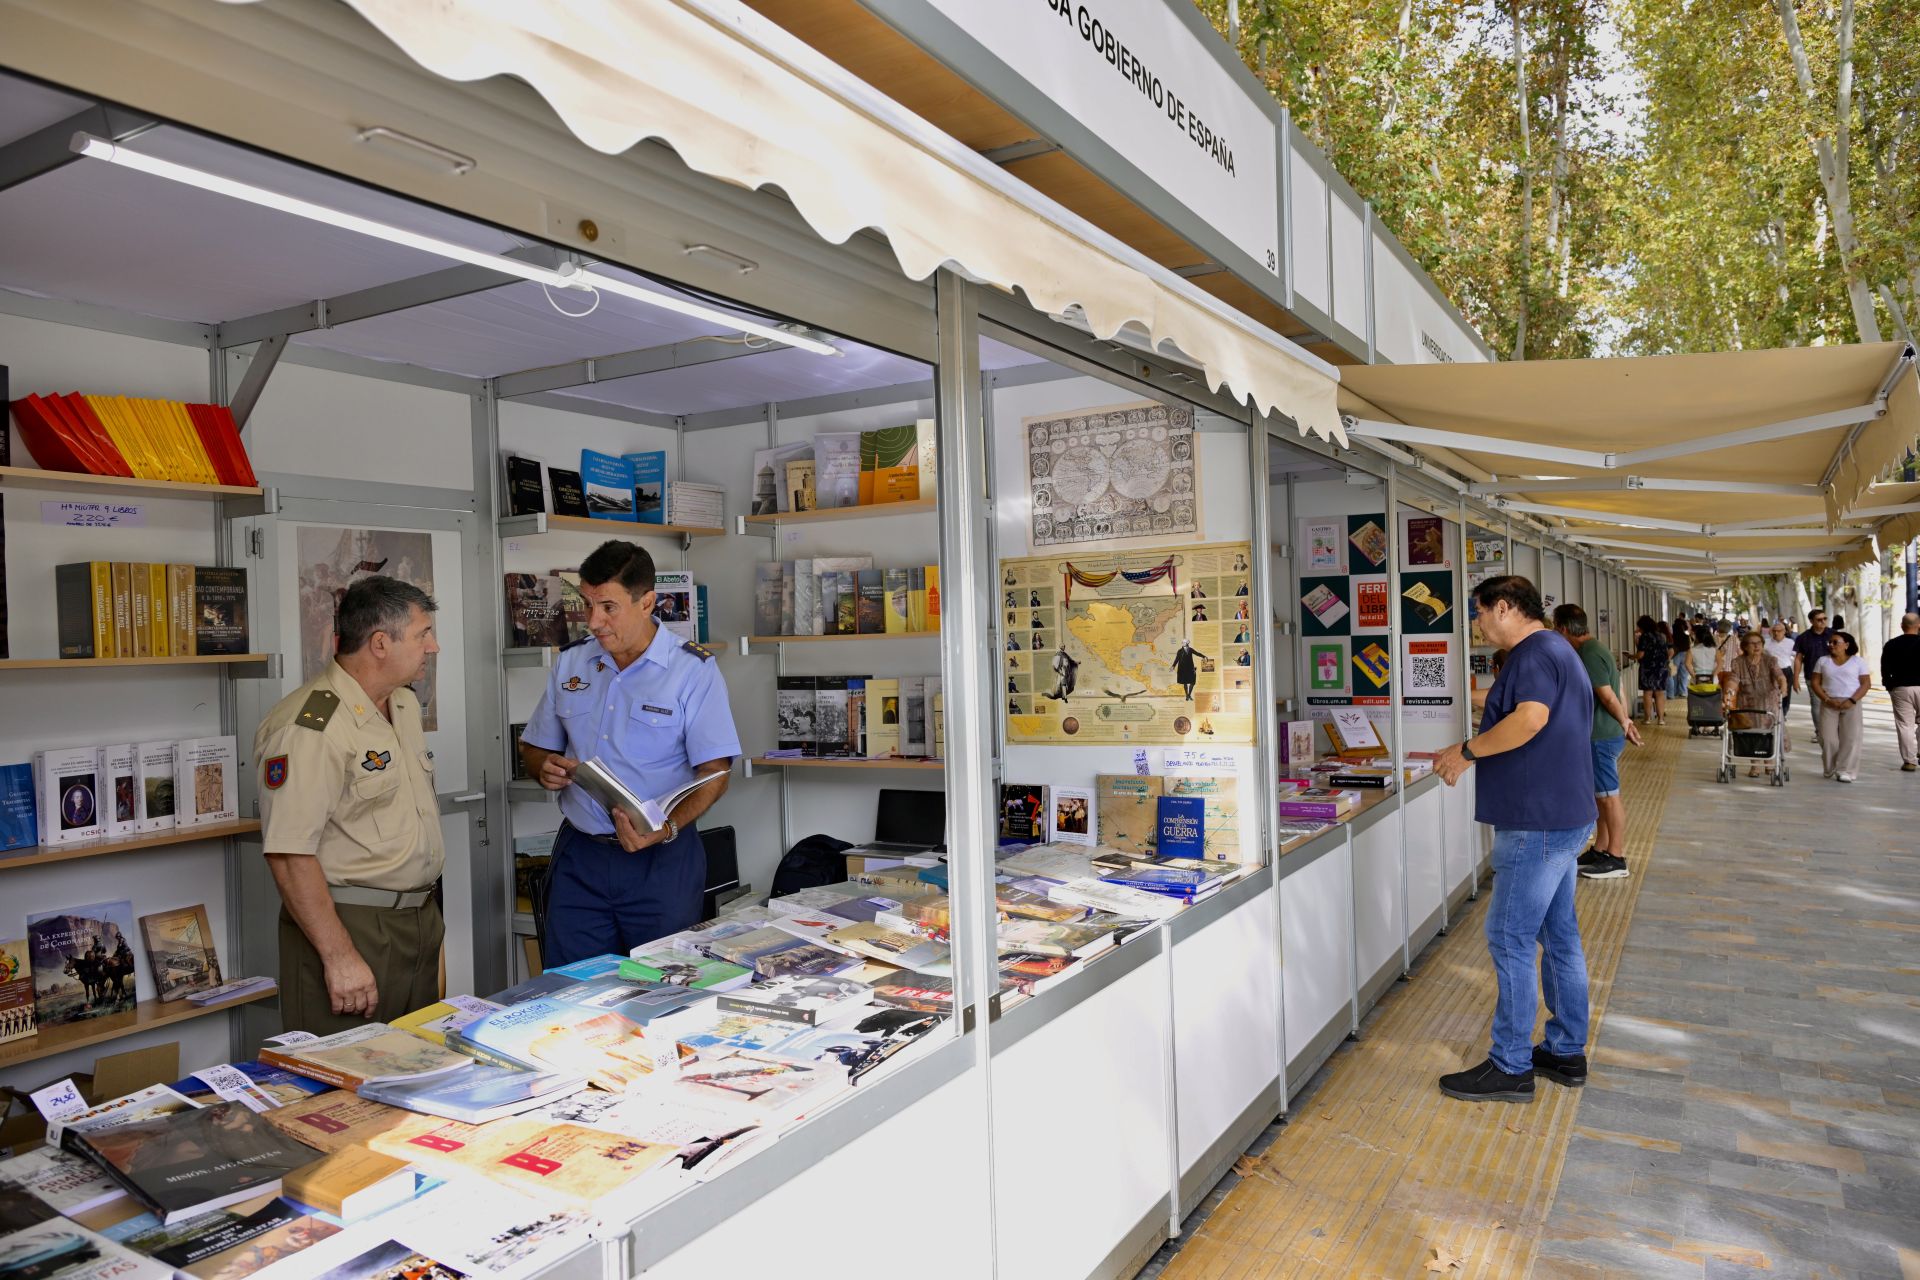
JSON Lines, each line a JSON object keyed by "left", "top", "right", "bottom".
{"left": 1536, "top": 695, "right": 1920, "bottom": 1279}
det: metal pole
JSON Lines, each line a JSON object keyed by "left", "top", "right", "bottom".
{"left": 1385, "top": 468, "right": 1410, "bottom": 978}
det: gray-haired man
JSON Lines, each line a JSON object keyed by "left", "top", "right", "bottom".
{"left": 255, "top": 576, "right": 444, "bottom": 1034}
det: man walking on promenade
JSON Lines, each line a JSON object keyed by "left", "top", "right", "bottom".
{"left": 1794, "top": 608, "right": 1832, "bottom": 744}
{"left": 1884, "top": 613, "right": 1920, "bottom": 772}
{"left": 1433, "top": 575, "right": 1596, "bottom": 1103}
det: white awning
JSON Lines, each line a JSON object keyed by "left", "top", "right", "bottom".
{"left": 255, "top": 0, "right": 1342, "bottom": 440}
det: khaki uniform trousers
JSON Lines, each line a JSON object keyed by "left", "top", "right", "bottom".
{"left": 278, "top": 897, "right": 443, "bottom": 1036}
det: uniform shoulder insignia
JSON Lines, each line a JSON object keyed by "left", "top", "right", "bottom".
{"left": 559, "top": 634, "right": 593, "bottom": 652}
{"left": 681, "top": 640, "right": 715, "bottom": 661}
{"left": 294, "top": 689, "right": 339, "bottom": 731}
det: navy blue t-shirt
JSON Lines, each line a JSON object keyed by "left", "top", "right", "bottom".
{"left": 1474, "top": 629, "right": 1599, "bottom": 831}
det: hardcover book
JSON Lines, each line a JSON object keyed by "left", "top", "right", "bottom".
{"left": 46, "top": 1085, "right": 200, "bottom": 1148}
{"left": 504, "top": 455, "right": 546, "bottom": 516}
{"left": 110, "top": 562, "right": 134, "bottom": 660}
{"left": 854, "top": 568, "right": 886, "bottom": 634}
{"left": 138, "top": 905, "right": 222, "bottom": 1002}
{"left": 579, "top": 448, "right": 636, "bottom": 520}
{"left": 63, "top": 1103, "right": 325, "bottom": 1226}
{"left": 785, "top": 458, "right": 815, "bottom": 513}
{"left": 191, "top": 567, "right": 248, "bottom": 655}
{"left": 0, "top": 762, "right": 35, "bottom": 852}
{"left": 173, "top": 736, "right": 238, "bottom": 827}
{"left": 166, "top": 565, "right": 194, "bottom": 657}
{"left": 998, "top": 783, "right": 1049, "bottom": 843}
{"left": 133, "top": 741, "right": 176, "bottom": 833}
{"left": 28, "top": 900, "right": 137, "bottom": 1025}
{"left": 547, "top": 467, "right": 590, "bottom": 517}
{"left": 1096, "top": 774, "right": 1165, "bottom": 856}
{"left": 1048, "top": 785, "right": 1096, "bottom": 846}
{"left": 864, "top": 678, "right": 901, "bottom": 758}
{"left": 883, "top": 567, "right": 910, "bottom": 634}
{"left": 100, "top": 744, "right": 138, "bottom": 840}
{"left": 0, "top": 936, "right": 33, "bottom": 1045}
{"left": 54, "top": 561, "right": 113, "bottom": 659}
{"left": 504, "top": 573, "right": 571, "bottom": 649}
{"left": 624, "top": 450, "right": 666, "bottom": 525}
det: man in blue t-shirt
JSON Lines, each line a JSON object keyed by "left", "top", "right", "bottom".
{"left": 1432, "top": 575, "right": 1597, "bottom": 1103}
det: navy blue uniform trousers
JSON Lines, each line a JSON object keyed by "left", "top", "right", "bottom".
{"left": 543, "top": 821, "right": 706, "bottom": 965}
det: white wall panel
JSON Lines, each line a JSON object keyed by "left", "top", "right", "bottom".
{"left": 1280, "top": 844, "right": 1351, "bottom": 1061}
{"left": 1329, "top": 195, "right": 1367, "bottom": 339}
{"left": 1172, "top": 888, "right": 1279, "bottom": 1172}
{"left": 1289, "top": 146, "right": 1329, "bottom": 312}
{"left": 1405, "top": 784, "right": 1445, "bottom": 931}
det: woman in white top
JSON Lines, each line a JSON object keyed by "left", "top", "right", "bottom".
{"left": 1811, "top": 630, "right": 1871, "bottom": 782}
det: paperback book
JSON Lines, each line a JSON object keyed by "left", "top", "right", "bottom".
{"left": 0, "top": 936, "right": 31, "bottom": 1045}
{"left": 715, "top": 975, "right": 870, "bottom": 1026}
{"left": 138, "top": 904, "right": 222, "bottom": 1001}
{"left": 62, "top": 1102, "right": 325, "bottom": 1226}
{"left": 0, "top": 1189, "right": 169, "bottom": 1280}
{"left": 358, "top": 1063, "right": 589, "bottom": 1125}
{"left": 27, "top": 900, "right": 137, "bottom": 1025}
{"left": 257, "top": 1023, "right": 472, "bottom": 1090}
{"left": 618, "top": 952, "right": 752, "bottom": 992}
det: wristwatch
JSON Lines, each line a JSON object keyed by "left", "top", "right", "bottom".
{"left": 666, "top": 817, "right": 680, "bottom": 841}
{"left": 1460, "top": 743, "right": 1478, "bottom": 762}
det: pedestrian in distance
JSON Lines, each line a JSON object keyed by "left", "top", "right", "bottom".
{"left": 1811, "top": 630, "right": 1870, "bottom": 783}
{"left": 1432, "top": 575, "right": 1596, "bottom": 1104}
{"left": 1884, "top": 613, "right": 1920, "bottom": 772}
{"left": 1632, "top": 615, "right": 1669, "bottom": 726}
{"left": 1553, "top": 604, "right": 1641, "bottom": 881}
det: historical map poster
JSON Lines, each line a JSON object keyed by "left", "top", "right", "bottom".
{"left": 1025, "top": 400, "right": 1199, "bottom": 549}
{"left": 296, "top": 526, "right": 439, "bottom": 730}
{"left": 1002, "top": 540, "right": 1253, "bottom": 745}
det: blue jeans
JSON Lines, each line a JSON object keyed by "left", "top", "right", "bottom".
{"left": 1667, "top": 666, "right": 1686, "bottom": 699}
{"left": 1485, "top": 823, "right": 1594, "bottom": 1075}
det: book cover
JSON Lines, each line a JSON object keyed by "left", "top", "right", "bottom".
{"left": 110, "top": 562, "right": 134, "bottom": 660}
{"left": 579, "top": 448, "right": 636, "bottom": 520}
{"left": 0, "top": 936, "right": 33, "bottom": 1044}
{"left": 281, "top": 1147, "right": 412, "bottom": 1220}
{"left": 785, "top": 458, "right": 815, "bottom": 513}
{"left": 864, "top": 678, "right": 900, "bottom": 758}
{"left": 750, "top": 943, "right": 862, "bottom": 981}
{"left": 854, "top": 568, "right": 886, "bottom": 634}
{"left": 897, "top": 676, "right": 927, "bottom": 757}
{"left": 0, "top": 1198, "right": 170, "bottom": 1280}
{"left": 857, "top": 429, "right": 880, "bottom": 506}
{"left": 54, "top": 561, "right": 112, "bottom": 659}
{"left": 673, "top": 1052, "right": 831, "bottom": 1114}
{"left": 192, "top": 567, "right": 248, "bottom": 655}
{"left": 99, "top": 744, "right": 137, "bottom": 840}
{"left": 715, "top": 975, "right": 870, "bottom": 1026}
{"left": 995, "top": 918, "right": 1120, "bottom": 959}
{"left": 146, "top": 563, "right": 169, "bottom": 657}
{"left": 0, "top": 1147, "right": 123, "bottom": 1216}
{"left": 166, "top": 565, "right": 194, "bottom": 657}
{"left": 392, "top": 996, "right": 501, "bottom": 1045}
{"left": 618, "top": 952, "right": 751, "bottom": 992}
{"left": 34, "top": 747, "right": 103, "bottom": 845}
{"left": 824, "top": 922, "right": 950, "bottom": 970}
{"left": 504, "top": 455, "right": 546, "bottom": 516}
{"left": 883, "top": 567, "right": 910, "bottom": 634}
{"left": 133, "top": 741, "right": 176, "bottom": 834}
{"left": 998, "top": 783, "right": 1048, "bottom": 843}
{"left": 455, "top": 999, "right": 667, "bottom": 1091}
{"left": 259, "top": 1023, "right": 471, "bottom": 1090}
{"left": 1048, "top": 785, "right": 1096, "bottom": 846}
{"left": 128, "top": 564, "right": 153, "bottom": 659}
{"left": 1406, "top": 515, "right": 1445, "bottom": 565}
{"left": 545, "top": 974, "right": 712, "bottom": 1027}
{"left": 748, "top": 442, "right": 812, "bottom": 515}
{"left": 1096, "top": 774, "right": 1164, "bottom": 856}
{"left": 504, "top": 573, "right": 570, "bottom": 649}
{"left": 1165, "top": 774, "right": 1240, "bottom": 862}
{"left": 357, "top": 1062, "right": 587, "bottom": 1126}
{"left": 0, "top": 763, "right": 36, "bottom": 852}
{"left": 776, "top": 676, "right": 818, "bottom": 755}
{"left": 652, "top": 570, "right": 696, "bottom": 643}
{"left": 28, "top": 901, "right": 136, "bottom": 1024}
{"left": 167, "top": 1062, "right": 329, "bottom": 1110}
{"left": 870, "top": 973, "right": 955, "bottom": 1014}
{"left": 624, "top": 450, "right": 666, "bottom": 524}
{"left": 779, "top": 561, "right": 795, "bottom": 635}
{"left": 46, "top": 1085, "right": 201, "bottom": 1150}
{"left": 672, "top": 1012, "right": 797, "bottom": 1062}
{"left": 1153, "top": 790, "right": 1205, "bottom": 859}
{"left": 547, "top": 467, "right": 590, "bottom": 518}
{"left": 1043, "top": 876, "right": 1182, "bottom": 919}
{"left": 868, "top": 423, "right": 921, "bottom": 504}
{"left": 173, "top": 736, "right": 237, "bottom": 827}
{"left": 263, "top": 1091, "right": 415, "bottom": 1155}
{"left": 64, "top": 1103, "right": 325, "bottom": 1226}
{"left": 811, "top": 676, "right": 854, "bottom": 759}
{"left": 752, "top": 562, "right": 784, "bottom": 637}
{"left": 812, "top": 431, "right": 862, "bottom": 509}
{"left": 137, "top": 905, "right": 221, "bottom": 1002}
{"left": 377, "top": 1117, "right": 677, "bottom": 1214}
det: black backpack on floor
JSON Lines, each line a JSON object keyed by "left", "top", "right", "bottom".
{"left": 770, "top": 833, "right": 853, "bottom": 898}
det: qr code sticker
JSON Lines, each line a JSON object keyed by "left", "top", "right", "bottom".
{"left": 1411, "top": 655, "right": 1448, "bottom": 688}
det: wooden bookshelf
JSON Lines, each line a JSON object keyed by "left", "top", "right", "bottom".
{"left": 0, "top": 465, "right": 264, "bottom": 501}
{"left": 0, "top": 654, "right": 274, "bottom": 672}
{"left": 1, "top": 820, "right": 262, "bottom": 872}
{"left": 746, "top": 632, "right": 940, "bottom": 645}
{"left": 498, "top": 513, "right": 724, "bottom": 538}
{"left": 751, "top": 756, "right": 944, "bottom": 771}
{"left": 741, "top": 498, "right": 936, "bottom": 526}
{"left": 0, "top": 987, "right": 277, "bottom": 1069}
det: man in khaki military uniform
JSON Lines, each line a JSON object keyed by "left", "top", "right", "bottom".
{"left": 255, "top": 576, "right": 443, "bottom": 1034}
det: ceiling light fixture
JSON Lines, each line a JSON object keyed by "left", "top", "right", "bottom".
{"left": 69, "top": 133, "right": 838, "bottom": 356}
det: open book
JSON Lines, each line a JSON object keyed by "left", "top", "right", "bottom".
{"left": 572, "top": 759, "right": 730, "bottom": 835}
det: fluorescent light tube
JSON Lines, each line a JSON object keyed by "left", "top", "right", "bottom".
{"left": 68, "top": 133, "right": 837, "bottom": 356}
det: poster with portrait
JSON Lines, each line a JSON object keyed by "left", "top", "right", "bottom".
{"left": 296, "top": 526, "right": 438, "bottom": 730}
{"left": 1025, "top": 400, "right": 1200, "bottom": 550}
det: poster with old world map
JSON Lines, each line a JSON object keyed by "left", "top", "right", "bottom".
{"left": 1026, "top": 400, "right": 1199, "bottom": 549}
{"left": 1002, "top": 540, "right": 1253, "bottom": 745}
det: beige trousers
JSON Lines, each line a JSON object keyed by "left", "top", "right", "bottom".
{"left": 1891, "top": 686, "right": 1920, "bottom": 766}
{"left": 1817, "top": 702, "right": 1864, "bottom": 779}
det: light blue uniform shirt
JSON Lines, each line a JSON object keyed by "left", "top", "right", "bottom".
{"left": 522, "top": 625, "right": 742, "bottom": 835}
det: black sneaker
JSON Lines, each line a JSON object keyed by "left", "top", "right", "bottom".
{"left": 1579, "top": 852, "right": 1630, "bottom": 880}
{"left": 1576, "top": 848, "right": 1608, "bottom": 873}
{"left": 1439, "top": 1058, "right": 1535, "bottom": 1103}
{"left": 1531, "top": 1044, "right": 1588, "bottom": 1087}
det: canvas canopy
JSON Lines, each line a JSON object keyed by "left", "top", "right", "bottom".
{"left": 232, "top": 0, "right": 1343, "bottom": 441}
{"left": 1339, "top": 342, "right": 1920, "bottom": 583}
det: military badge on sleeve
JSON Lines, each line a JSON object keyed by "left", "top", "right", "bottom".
{"left": 361, "top": 749, "right": 392, "bottom": 772}
{"left": 264, "top": 755, "right": 288, "bottom": 789}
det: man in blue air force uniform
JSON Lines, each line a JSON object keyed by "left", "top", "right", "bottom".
{"left": 519, "top": 541, "right": 740, "bottom": 963}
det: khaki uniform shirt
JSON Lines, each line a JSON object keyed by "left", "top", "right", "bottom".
{"left": 254, "top": 660, "right": 444, "bottom": 891}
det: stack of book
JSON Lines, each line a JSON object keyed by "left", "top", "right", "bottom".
{"left": 53, "top": 562, "right": 247, "bottom": 659}
{"left": 10, "top": 392, "right": 257, "bottom": 485}
{"left": 754, "top": 557, "right": 941, "bottom": 636}
{"left": 772, "top": 674, "right": 942, "bottom": 759}
{"left": 665, "top": 481, "right": 725, "bottom": 527}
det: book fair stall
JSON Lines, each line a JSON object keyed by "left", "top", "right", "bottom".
{"left": 0, "top": 3, "right": 1677, "bottom": 1279}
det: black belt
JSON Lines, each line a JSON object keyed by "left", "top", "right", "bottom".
{"left": 560, "top": 819, "right": 690, "bottom": 848}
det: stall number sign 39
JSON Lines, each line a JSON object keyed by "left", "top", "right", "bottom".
{"left": 42, "top": 501, "right": 146, "bottom": 527}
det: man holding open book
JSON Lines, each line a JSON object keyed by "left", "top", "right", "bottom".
{"left": 519, "top": 541, "right": 741, "bottom": 964}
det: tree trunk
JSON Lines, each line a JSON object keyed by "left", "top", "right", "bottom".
{"left": 1774, "top": 0, "right": 1882, "bottom": 343}
{"left": 1511, "top": 0, "right": 1533, "bottom": 361}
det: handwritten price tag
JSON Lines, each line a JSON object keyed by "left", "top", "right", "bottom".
{"left": 1133, "top": 748, "right": 1152, "bottom": 776}
{"left": 30, "top": 1078, "right": 87, "bottom": 1123}
{"left": 40, "top": 501, "right": 146, "bottom": 528}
